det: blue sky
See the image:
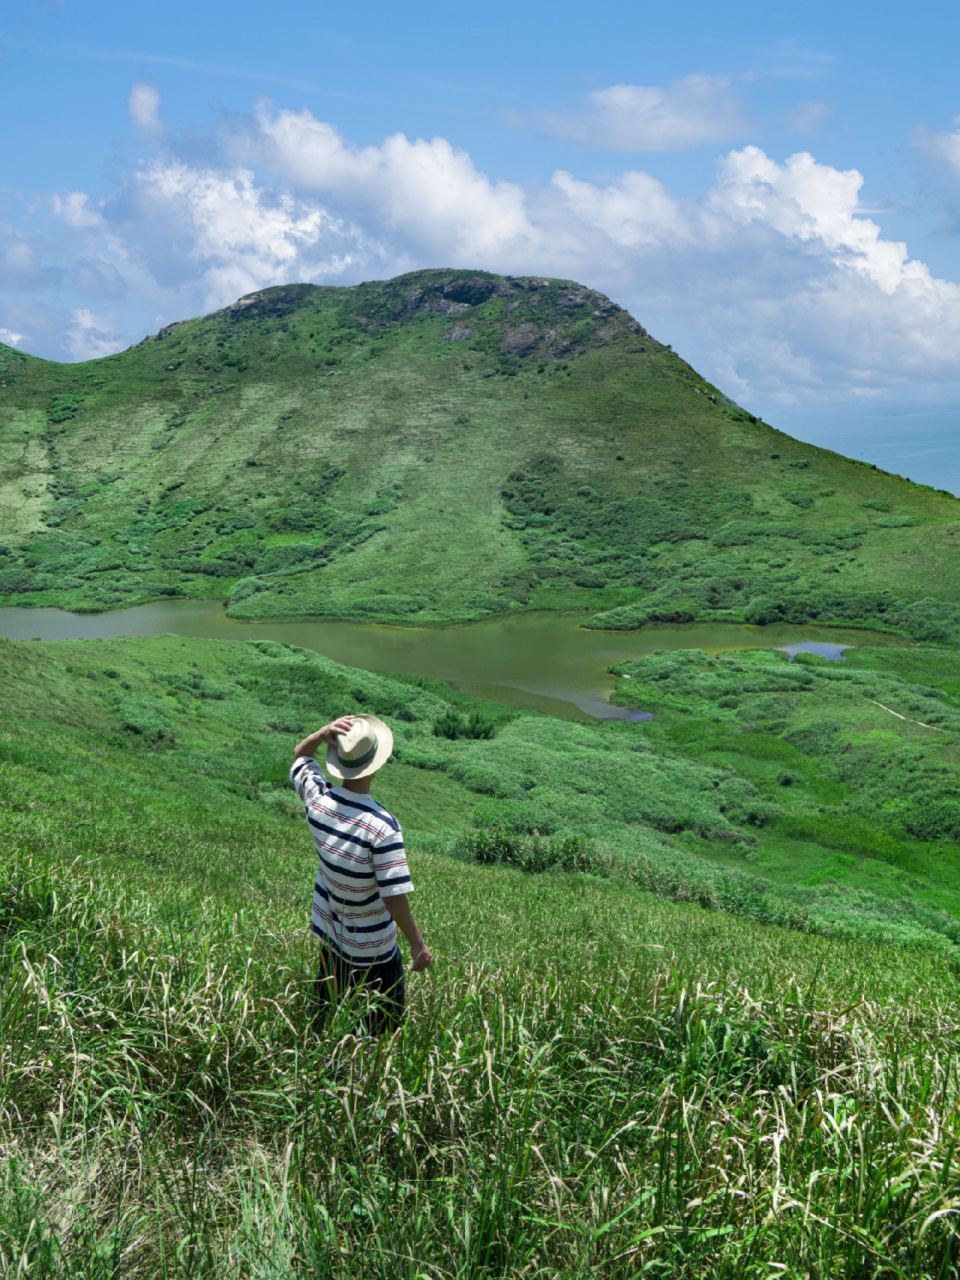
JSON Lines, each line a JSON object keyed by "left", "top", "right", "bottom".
{"left": 3, "top": 0, "right": 960, "bottom": 490}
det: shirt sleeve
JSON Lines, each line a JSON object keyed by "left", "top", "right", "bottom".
{"left": 372, "top": 825, "right": 414, "bottom": 899}
{"left": 290, "top": 756, "right": 331, "bottom": 805}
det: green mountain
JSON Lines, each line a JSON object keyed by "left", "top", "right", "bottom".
{"left": 1, "top": 267, "right": 959, "bottom": 637}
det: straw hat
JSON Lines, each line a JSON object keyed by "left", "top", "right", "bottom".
{"left": 326, "top": 715, "right": 394, "bottom": 781}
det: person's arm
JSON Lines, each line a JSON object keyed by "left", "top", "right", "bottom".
{"left": 293, "top": 716, "right": 356, "bottom": 762}
{"left": 382, "top": 894, "right": 432, "bottom": 972}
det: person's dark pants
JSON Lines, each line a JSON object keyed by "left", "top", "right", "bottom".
{"left": 313, "top": 945, "right": 405, "bottom": 1037}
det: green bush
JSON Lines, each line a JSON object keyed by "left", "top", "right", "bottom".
{"left": 254, "top": 544, "right": 327, "bottom": 574}
{"left": 433, "top": 709, "right": 464, "bottom": 739}
{"left": 902, "top": 802, "right": 960, "bottom": 842}
{"left": 153, "top": 671, "right": 230, "bottom": 700}
{"left": 216, "top": 512, "right": 257, "bottom": 536}
{"left": 454, "top": 828, "right": 606, "bottom": 875}
{"left": 0, "top": 570, "right": 44, "bottom": 593}
{"left": 500, "top": 456, "right": 705, "bottom": 552}
{"left": 230, "top": 577, "right": 270, "bottom": 602}
{"left": 713, "top": 520, "right": 804, "bottom": 547}
{"left": 265, "top": 508, "right": 323, "bottom": 533}
{"left": 116, "top": 695, "right": 176, "bottom": 745}
{"left": 433, "top": 709, "right": 496, "bottom": 740}
{"left": 216, "top": 545, "right": 258, "bottom": 570}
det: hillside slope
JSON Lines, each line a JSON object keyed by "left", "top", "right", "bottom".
{"left": 4, "top": 638, "right": 960, "bottom": 1274}
{"left": 1, "top": 268, "right": 959, "bottom": 635}
{"left": 2, "top": 630, "right": 960, "bottom": 950}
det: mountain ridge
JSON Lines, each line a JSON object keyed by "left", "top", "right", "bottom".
{"left": 0, "top": 267, "right": 958, "bottom": 639}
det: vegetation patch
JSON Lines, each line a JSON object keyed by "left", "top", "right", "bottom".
{"left": 454, "top": 827, "right": 605, "bottom": 874}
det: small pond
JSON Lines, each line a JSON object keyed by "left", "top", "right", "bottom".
{"left": 0, "top": 602, "right": 907, "bottom": 721}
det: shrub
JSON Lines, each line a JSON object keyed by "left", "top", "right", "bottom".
{"left": 153, "top": 671, "right": 230, "bottom": 700}
{"left": 216, "top": 512, "right": 257, "bottom": 536}
{"left": 230, "top": 577, "right": 270, "bottom": 602}
{"left": 902, "top": 802, "right": 960, "bottom": 842}
{"left": 171, "top": 558, "right": 235, "bottom": 578}
{"left": 713, "top": 521, "right": 805, "bottom": 547}
{"left": 433, "top": 709, "right": 496, "bottom": 740}
{"left": 254, "top": 544, "right": 327, "bottom": 574}
{"left": 785, "top": 723, "right": 840, "bottom": 756}
{"left": 0, "top": 570, "right": 43, "bottom": 594}
{"left": 453, "top": 828, "right": 606, "bottom": 875}
{"left": 433, "top": 709, "right": 465, "bottom": 739}
{"left": 265, "top": 508, "right": 322, "bottom": 533}
{"left": 216, "top": 545, "right": 258, "bottom": 569}
{"left": 117, "top": 696, "right": 176, "bottom": 745}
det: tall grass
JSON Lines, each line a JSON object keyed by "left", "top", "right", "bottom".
{"left": 453, "top": 827, "right": 607, "bottom": 875}
{"left": 2, "top": 846, "right": 959, "bottom": 1278}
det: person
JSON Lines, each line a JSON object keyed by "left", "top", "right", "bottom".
{"left": 291, "top": 713, "right": 432, "bottom": 1036}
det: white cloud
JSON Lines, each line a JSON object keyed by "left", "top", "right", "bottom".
{"left": 251, "top": 105, "right": 536, "bottom": 259}
{"left": 536, "top": 75, "right": 750, "bottom": 151}
{"left": 20, "top": 103, "right": 960, "bottom": 399}
{"left": 0, "top": 222, "right": 58, "bottom": 291}
{"left": 916, "top": 116, "right": 960, "bottom": 175}
{"left": 67, "top": 308, "right": 120, "bottom": 360}
{"left": 125, "top": 158, "right": 373, "bottom": 311}
{"left": 784, "top": 100, "right": 829, "bottom": 134}
{"left": 708, "top": 146, "right": 919, "bottom": 293}
{"left": 53, "top": 191, "right": 103, "bottom": 228}
{"left": 0, "top": 327, "right": 23, "bottom": 346}
{"left": 128, "top": 81, "right": 163, "bottom": 136}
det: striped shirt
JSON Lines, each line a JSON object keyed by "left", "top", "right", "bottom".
{"left": 290, "top": 756, "right": 413, "bottom": 965}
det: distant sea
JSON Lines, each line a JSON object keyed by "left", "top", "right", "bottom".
{"left": 765, "top": 399, "right": 960, "bottom": 499}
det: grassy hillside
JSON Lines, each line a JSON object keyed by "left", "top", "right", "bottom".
{"left": 3, "top": 633, "right": 960, "bottom": 1274}
{"left": 1, "top": 269, "right": 959, "bottom": 639}
{"left": 2, "top": 631, "right": 960, "bottom": 953}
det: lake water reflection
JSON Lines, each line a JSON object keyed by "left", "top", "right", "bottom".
{"left": 0, "top": 602, "right": 907, "bottom": 721}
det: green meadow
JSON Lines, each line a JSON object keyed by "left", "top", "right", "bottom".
{"left": 2, "top": 629, "right": 960, "bottom": 1275}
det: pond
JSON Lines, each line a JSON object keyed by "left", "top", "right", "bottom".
{"left": 0, "top": 602, "right": 907, "bottom": 721}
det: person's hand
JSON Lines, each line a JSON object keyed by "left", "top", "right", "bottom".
{"left": 294, "top": 716, "right": 356, "bottom": 760}
{"left": 320, "top": 716, "right": 356, "bottom": 743}
{"left": 410, "top": 941, "right": 432, "bottom": 973}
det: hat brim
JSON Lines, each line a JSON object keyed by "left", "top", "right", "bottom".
{"left": 326, "top": 715, "right": 394, "bottom": 780}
